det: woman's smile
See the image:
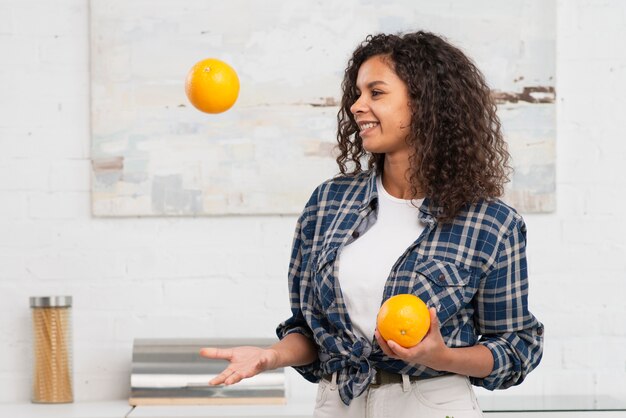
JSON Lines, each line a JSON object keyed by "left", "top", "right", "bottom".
{"left": 358, "top": 121, "right": 380, "bottom": 136}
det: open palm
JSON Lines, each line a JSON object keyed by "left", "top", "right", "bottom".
{"left": 199, "top": 346, "right": 279, "bottom": 386}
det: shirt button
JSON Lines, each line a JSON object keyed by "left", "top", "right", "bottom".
{"left": 438, "top": 274, "right": 445, "bottom": 283}
{"left": 352, "top": 231, "right": 360, "bottom": 239}
{"left": 537, "top": 327, "right": 544, "bottom": 336}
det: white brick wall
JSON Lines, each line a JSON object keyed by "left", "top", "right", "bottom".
{"left": 1, "top": 0, "right": 625, "bottom": 404}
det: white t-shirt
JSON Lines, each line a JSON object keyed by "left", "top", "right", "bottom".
{"left": 337, "top": 175, "right": 426, "bottom": 341}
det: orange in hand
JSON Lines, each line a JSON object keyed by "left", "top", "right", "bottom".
{"left": 376, "top": 294, "right": 430, "bottom": 348}
{"left": 185, "top": 58, "right": 240, "bottom": 114}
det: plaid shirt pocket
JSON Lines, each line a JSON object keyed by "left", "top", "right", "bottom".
{"left": 411, "top": 259, "right": 474, "bottom": 325}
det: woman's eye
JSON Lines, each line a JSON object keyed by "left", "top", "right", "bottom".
{"left": 371, "top": 90, "right": 382, "bottom": 97}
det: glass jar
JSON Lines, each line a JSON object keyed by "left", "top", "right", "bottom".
{"left": 30, "top": 296, "right": 73, "bottom": 403}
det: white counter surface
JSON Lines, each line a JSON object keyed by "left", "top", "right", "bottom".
{"left": 0, "top": 401, "right": 133, "bottom": 418}
{"left": 2, "top": 397, "right": 626, "bottom": 418}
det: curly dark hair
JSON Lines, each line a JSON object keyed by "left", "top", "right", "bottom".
{"left": 336, "top": 31, "right": 511, "bottom": 222}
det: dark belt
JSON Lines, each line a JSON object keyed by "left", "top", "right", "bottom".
{"left": 323, "top": 368, "right": 438, "bottom": 388}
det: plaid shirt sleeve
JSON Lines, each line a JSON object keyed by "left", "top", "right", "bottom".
{"left": 275, "top": 189, "right": 321, "bottom": 383}
{"left": 470, "top": 216, "right": 544, "bottom": 390}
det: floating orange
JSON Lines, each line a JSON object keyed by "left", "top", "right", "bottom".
{"left": 376, "top": 294, "right": 430, "bottom": 348}
{"left": 185, "top": 58, "right": 240, "bottom": 114}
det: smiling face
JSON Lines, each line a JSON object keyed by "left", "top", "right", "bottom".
{"left": 350, "top": 55, "right": 413, "bottom": 158}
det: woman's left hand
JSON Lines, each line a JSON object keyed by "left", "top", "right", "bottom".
{"left": 374, "top": 307, "right": 451, "bottom": 372}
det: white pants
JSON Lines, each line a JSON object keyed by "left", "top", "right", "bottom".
{"left": 313, "top": 373, "right": 484, "bottom": 418}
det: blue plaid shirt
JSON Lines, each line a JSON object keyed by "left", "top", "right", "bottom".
{"left": 276, "top": 171, "right": 544, "bottom": 405}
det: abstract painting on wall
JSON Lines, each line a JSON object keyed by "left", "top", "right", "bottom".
{"left": 90, "top": 0, "right": 555, "bottom": 216}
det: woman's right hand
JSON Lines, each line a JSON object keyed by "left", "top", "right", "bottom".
{"left": 199, "top": 346, "right": 280, "bottom": 386}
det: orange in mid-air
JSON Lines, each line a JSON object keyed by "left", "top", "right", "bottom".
{"left": 377, "top": 294, "right": 430, "bottom": 348}
{"left": 185, "top": 58, "right": 240, "bottom": 114}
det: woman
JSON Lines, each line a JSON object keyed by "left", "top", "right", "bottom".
{"left": 201, "top": 31, "right": 544, "bottom": 417}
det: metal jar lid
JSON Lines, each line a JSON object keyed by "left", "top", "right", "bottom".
{"left": 29, "top": 296, "right": 73, "bottom": 308}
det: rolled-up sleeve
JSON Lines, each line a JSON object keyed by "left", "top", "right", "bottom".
{"left": 471, "top": 217, "right": 544, "bottom": 390}
{"left": 276, "top": 191, "right": 321, "bottom": 382}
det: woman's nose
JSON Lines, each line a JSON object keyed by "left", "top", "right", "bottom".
{"left": 350, "top": 95, "right": 366, "bottom": 116}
